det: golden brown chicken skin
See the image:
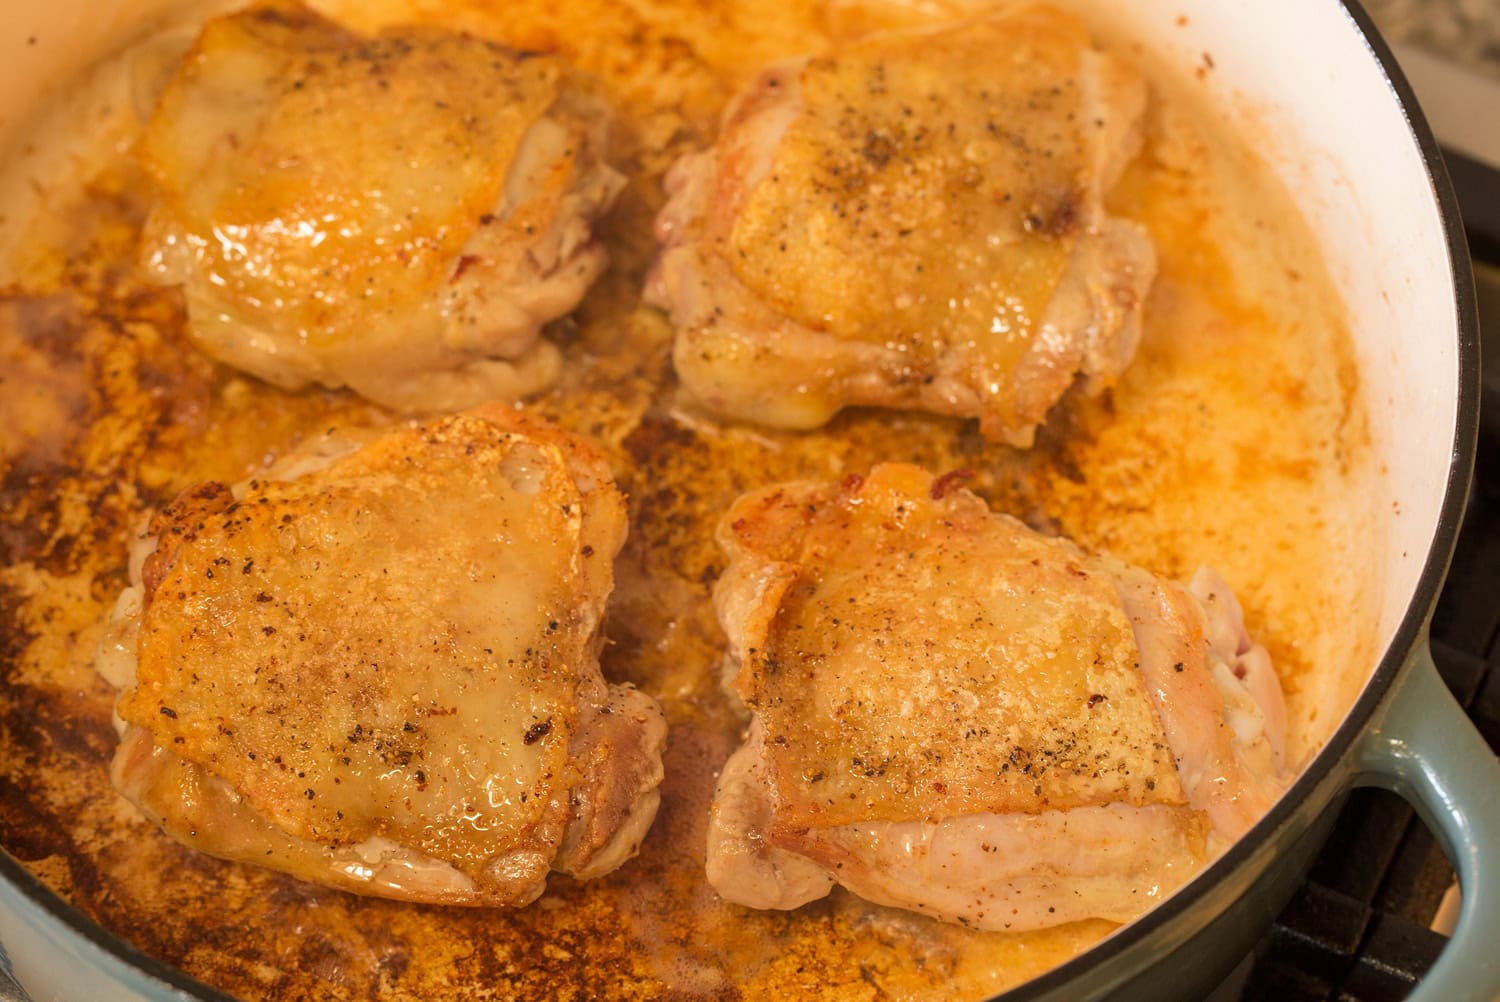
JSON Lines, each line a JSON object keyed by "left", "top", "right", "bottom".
{"left": 97, "top": 406, "right": 666, "bottom": 906}
{"left": 648, "top": 4, "right": 1155, "bottom": 445}
{"left": 138, "top": 2, "right": 624, "bottom": 411}
{"left": 705, "top": 465, "right": 1287, "bottom": 930}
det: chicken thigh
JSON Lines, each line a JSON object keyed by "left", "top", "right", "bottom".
{"left": 647, "top": 4, "right": 1155, "bottom": 446}
{"left": 138, "top": 2, "right": 624, "bottom": 412}
{"left": 706, "top": 465, "right": 1287, "bottom": 930}
{"left": 96, "top": 406, "right": 666, "bottom": 906}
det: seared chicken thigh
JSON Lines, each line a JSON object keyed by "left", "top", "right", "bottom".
{"left": 138, "top": 3, "right": 624, "bottom": 412}
{"left": 96, "top": 406, "right": 666, "bottom": 906}
{"left": 648, "top": 5, "right": 1155, "bottom": 446}
{"left": 706, "top": 465, "right": 1287, "bottom": 930}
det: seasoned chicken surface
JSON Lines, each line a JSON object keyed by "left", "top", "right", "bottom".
{"left": 96, "top": 406, "right": 666, "bottom": 906}
{"left": 706, "top": 465, "right": 1287, "bottom": 930}
{"left": 647, "top": 4, "right": 1155, "bottom": 446}
{"left": 138, "top": 2, "right": 624, "bottom": 412}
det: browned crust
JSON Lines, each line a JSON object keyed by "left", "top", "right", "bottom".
{"left": 716, "top": 464, "right": 1185, "bottom": 832}
{"left": 116, "top": 405, "right": 627, "bottom": 891}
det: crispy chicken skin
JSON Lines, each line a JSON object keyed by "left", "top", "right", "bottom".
{"left": 647, "top": 4, "right": 1155, "bottom": 446}
{"left": 96, "top": 406, "right": 666, "bottom": 906}
{"left": 705, "top": 465, "right": 1287, "bottom": 930}
{"left": 137, "top": 2, "right": 624, "bottom": 412}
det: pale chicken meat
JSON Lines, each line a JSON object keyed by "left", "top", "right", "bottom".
{"left": 137, "top": 2, "right": 624, "bottom": 412}
{"left": 95, "top": 406, "right": 666, "bottom": 906}
{"left": 647, "top": 4, "right": 1155, "bottom": 446}
{"left": 706, "top": 465, "right": 1287, "bottom": 930}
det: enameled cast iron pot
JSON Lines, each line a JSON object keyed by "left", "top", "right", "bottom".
{"left": 0, "top": 1, "right": 1496, "bottom": 999}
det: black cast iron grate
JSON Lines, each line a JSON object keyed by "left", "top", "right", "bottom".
{"left": 1226, "top": 157, "right": 1500, "bottom": 1002}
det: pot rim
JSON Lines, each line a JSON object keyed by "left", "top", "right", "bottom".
{"left": 0, "top": 0, "right": 1483, "bottom": 999}
{"left": 1003, "top": 0, "right": 1482, "bottom": 997}
{"left": 0, "top": 851, "right": 236, "bottom": 1000}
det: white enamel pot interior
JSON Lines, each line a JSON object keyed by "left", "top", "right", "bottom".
{"left": 0, "top": 1, "right": 1488, "bottom": 1000}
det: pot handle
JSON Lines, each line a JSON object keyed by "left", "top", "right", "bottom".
{"left": 1353, "top": 639, "right": 1500, "bottom": 1001}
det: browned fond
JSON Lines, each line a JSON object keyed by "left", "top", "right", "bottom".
{"left": 0, "top": 0, "right": 1370, "bottom": 998}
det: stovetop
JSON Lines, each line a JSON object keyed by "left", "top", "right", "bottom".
{"left": 1222, "top": 87, "right": 1500, "bottom": 1001}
